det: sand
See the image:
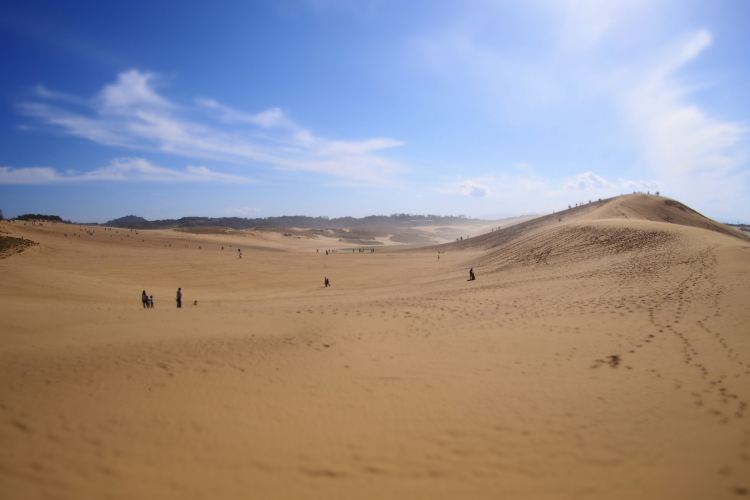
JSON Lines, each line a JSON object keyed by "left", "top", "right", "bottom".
{"left": 1, "top": 195, "right": 749, "bottom": 499}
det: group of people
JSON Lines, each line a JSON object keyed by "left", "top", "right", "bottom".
{"left": 140, "top": 287, "right": 184, "bottom": 308}
{"left": 143, "top": 265, "right": 476, "bottom": 308}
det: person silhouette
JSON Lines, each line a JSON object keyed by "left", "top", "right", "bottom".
{"left": 176, "top": 287, "right": 182, "bottom": 308}
{"left": 469, "top": 268, "right": 476, "bottom": 281}
{"left": 141, "top": 290, "right": 149, "bottom": 308}
{"left": 324, "top": 277, "right": 331, "bottom": 288}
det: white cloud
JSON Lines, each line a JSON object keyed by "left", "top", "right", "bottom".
{"left": 196, "top": 98, "right": 288, "bottom": 128}
{"left": 459, "top": 180, "right": 491, "bottom": 197}
{"left": 624, "top": 29, "right": 745, "bottom": 178}
{"left": 20, "top": 70, "right": 404, "bottom": 184}
{"left": 99, "top": 70, "right": 171, "bottom": 112}
{"left": 0, "top": 158, "right": 253, "bottom": 184}
{"left": 621, "top": 29, "right": 747, "bottom": 209}
{"left": 0, "top": 166, "right": 61, "bottom": 184}
{"left": 441, "top": 169, "right": 657, "bottom": 213}
{"left": 565, "top": 171, "right": 614, "bottom": 191}
{"left": 565, "top": 171, "right": 659, "bottom": 194}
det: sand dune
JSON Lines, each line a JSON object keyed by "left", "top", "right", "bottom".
{"left": 1, "top": 194, "right": 749, "bottom": 499}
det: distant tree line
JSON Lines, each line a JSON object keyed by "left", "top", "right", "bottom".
{"left": 104, "top": 213, "right": 475, "bottom": 230}
{"left": 14, "top": 214, "right": 67, "bottom": 222}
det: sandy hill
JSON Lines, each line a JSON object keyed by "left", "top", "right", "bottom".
{"left": 1, "top": 195, "right": 749, "bottom": 500}
{"left": 438, "top": 194, "right": 748, "bottom": 270}
{"left": 446, "top": 194, "right": 746, "bottom": 251}
{"left": 580, "top": 195, "right": 743, "bottom": 238}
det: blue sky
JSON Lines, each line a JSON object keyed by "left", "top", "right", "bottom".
{"left": 1, "top": 0, "right": 749, "bottom": 222}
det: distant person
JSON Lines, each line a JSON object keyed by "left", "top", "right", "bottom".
{"left": 176, "top": 287, "right": 182, "bottom": 308}
{"left": 149, "top": 295, "right": 154, "bottom": 308}
{"left": 324, "top": 277, "right": 331, "bottom": 288}
{"left": 193, "top": 300, "right": 198, "bottom": 306}
{"left": 141, "top": 290, "right": 149, "bottom": 309}
{"left": 468, "top": 268, "right": 476, "bottom": 281}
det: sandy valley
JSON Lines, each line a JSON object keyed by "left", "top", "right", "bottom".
{"left": 1, "top": 194, "right": 749, "bottom": 499}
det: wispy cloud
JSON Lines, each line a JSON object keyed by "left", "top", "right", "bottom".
{"left": 616, "top": 28, "right": 748, "bottom": 213}
{"left": 565, "top": 171, "right": 614, "bottom": 191}
{"left": 0, "top": 157, "right": 254, "bottom": 184}
{"left": 411, "top": 4, "right": 747, "bottom": 215}
{"left": 19, "top": 69, "right": 404, "bottom": 184}
{"left": 442, "top": 169, "right": 657, "bottom": 212}
{"left": 225, "top": 206, "right": 261, "bottom": 217}
{"left": 555, "top": 0, "right": 649, "bottom": 48}
{"left": 34, "top": 84, "right": 87, "bottom": 105}
{"left": 565, "top": 171, "right": 657, "bottom": 193}
{"left": 623, "top": 29, "right": 746, "bottom": 177}
{"left": 196, "top": 98, "right": 288, "bottom": 128}
{"left": 459, "top": 179, "right": 491, "bottom": 198}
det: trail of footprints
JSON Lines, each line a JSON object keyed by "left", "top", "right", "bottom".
{"left": 602, "top": 246, "right": 749, "bottom": 494}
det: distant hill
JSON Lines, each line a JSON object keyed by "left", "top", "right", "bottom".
{"left": 103, "top": 213, "right": 478, "bottom": 230}
{"left": 440, "top": 194, "right": 749, "bottom": 254}
{"left": 106, "top": 215, "right": 149, "bottom": 227}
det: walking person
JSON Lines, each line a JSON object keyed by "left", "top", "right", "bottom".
{"left": 324, "top": 277, "right": 331, "bottom": 288}
{"left": 141, "top": 290, "right": 149, "bottom": 309}
{"left": 176, "top": 287, "right": 182, "bottom": 308}
{"left": 469, "top": 268, "right": 476, "bottom": 281}
{"left": 149, "top": 295, "right": 154, "bottom": 308}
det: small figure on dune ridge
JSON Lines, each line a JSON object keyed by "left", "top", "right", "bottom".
{"left": 176, "top": 287, "right": 182, "bottom": 308}
{"left": 468, "top": 268, "right": 476, "bottom": 281}
{"left": 324, "top": 277, "right": 331, "bottom": 288}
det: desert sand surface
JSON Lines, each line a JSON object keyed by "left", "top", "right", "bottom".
{"left": 1, "top": 194, "right": 749, "bottom": 499}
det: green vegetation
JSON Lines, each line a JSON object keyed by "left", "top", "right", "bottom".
{"left": 15, "top": 214, "right": 66, "bottom": 222}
